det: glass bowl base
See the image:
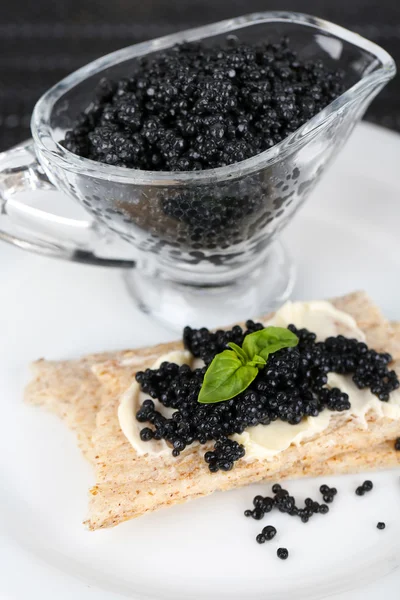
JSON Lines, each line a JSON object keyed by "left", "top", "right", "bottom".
{"left": 123, "top": 242, "right": 295, "bottom": 331}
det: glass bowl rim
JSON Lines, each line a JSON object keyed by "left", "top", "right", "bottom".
{"left": 32, "top": 10, "right": 396, "bottom": 186}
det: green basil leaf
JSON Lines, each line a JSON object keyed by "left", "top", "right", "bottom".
{"left": 227, "top": 342, "right": 249, "bottom": 364}
{"left": 198, "top": 350, "right": 258, "bottom": 404}
{"left": 247, "top": 354, "right": 266, "bottom": 368}
{"left": 243, "top": 326, "right": 298, "bottom": 361}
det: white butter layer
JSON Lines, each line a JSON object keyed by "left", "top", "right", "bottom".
{"left": 264, "top": 300, "right": 366, "bottom": 342}
{"left": 118, "top": 350, "right": 192, "bottom": 455}
{"left": 118, "top": 301, "right": 400, "bottom": 459}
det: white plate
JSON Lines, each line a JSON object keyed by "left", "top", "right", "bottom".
{"left": 1, "top": 122, "right": 400, "bottom": 600}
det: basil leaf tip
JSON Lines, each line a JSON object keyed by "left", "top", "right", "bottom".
{"left": 227, "top": 341, "right": 249, "bottom": 364}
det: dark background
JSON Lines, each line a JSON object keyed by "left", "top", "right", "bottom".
{"left": 1, "top": 0, "right": 399, "bottom": 152}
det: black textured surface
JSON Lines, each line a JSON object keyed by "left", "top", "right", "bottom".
{"left": 0, "top": 0, "right": 399, "bottom": 152}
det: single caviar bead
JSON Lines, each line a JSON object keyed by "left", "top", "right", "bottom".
{"left": 362, "top": 480, "right": 373, "bottom": 492}
{"left": 323, "top": 494, "right": 334, "bottom": 503}
{"left": 377, "top": 522, "right": 386, "bottom": 530}
{"left": 277, "top": 548, "right": 289, "bottom": 560}
{"left": 262, "top": 525, "right": 277, "bottom": 540}
{"left": 301, "top": 515, "right": 309, "bottom": 523}
{"left": 256, "top": 533, "right": 266, "bottom": 544}
{"left": 272, "top": 484, "right": 282, "bottom": 494}
{"left": 139, "top": 427, "right": 153, "bottom": 441}
{"left": 320, "top": 485, "right": 330, "bottom": 494}
{"left": 244, "top": 509, "right": 252, "bottom": 517}
{"left": 355, "top": 486, "right": 365, "bottom": 496}
{"left": 253, "top": 495, "right": 265, "bottom": 508}
{"left": 311, "top": 501, "right": 320, "bottom": 513}
{"left": 319, "top": 504, "right": 329, "bottom": 514}
{"left": 262, "top": 498, "right": 274, "bottom": 512}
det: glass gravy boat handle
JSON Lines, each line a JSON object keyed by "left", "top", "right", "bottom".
{"left": 0, "top": 140, "right": 135, "bottom": 267}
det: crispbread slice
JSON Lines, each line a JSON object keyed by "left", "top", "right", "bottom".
{"left": 24, "top": 292, "right": 400, "bottom": 529}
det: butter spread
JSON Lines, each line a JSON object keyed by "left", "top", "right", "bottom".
{"left": 118, "top": 301, "right": 400, "bottom": 459}
{"left": 263, "top": 300, "right": 366, "bottom": 342}
{"left": 118, "top": 350, "right": 192, "bottom": 455}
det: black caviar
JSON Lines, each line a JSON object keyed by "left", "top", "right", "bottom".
{"left": 262, "top": 525, "right": 277, "bottom": 540}
{"left": 246, "top": 485, "right": 333, "bottom": 558}
{"left": 277, "top": 548, "right": 289, "bottom": 560}
{"left": 356, "top": 480, "right": 373, "bottom": 496}
{"left": 62, "top": 37, "right": 345, "bottom": 171}
{"left": 135, "top": 323, "right": 399, "bottom": 471}
{"left": 377, "top": 522, "right": 386, "bottom": 530}
{"left": 320, "top": 485, "right": 337, "bottom": 504}
{"left": 244, "top": 485, "right": 331, "bottom": 523}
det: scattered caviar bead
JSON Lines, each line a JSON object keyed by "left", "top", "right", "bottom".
{"left": 362, "top": 480, "right": 373, "bottom": 491}
{"left": 395, "top": 438, "right": 400, "bottom": 451}
{"left": 253, "top": 495, "right": 265, "bottom": 508}
{"left": 323, "top": 495, "right": 334, "bottom": 503}
{"left": 320, "top": 485, "right": 330, "bottom": 494}
{"left": 244, "top": 509, "right": 252, "bottom": 517}
{"left": 275, "top": 494, "right": 295, "bottom": 513}
{"left": 256, "top": 534, "right": 266, "bottom": 544}
{"left": 377, "top": 522, "right": 386, "bottom": 530}
{"left": 330, "top": 487, "right": 337, "bottom": 496}
{"left": 262, "top": 498, "right": 274, "bottom": 513}
{"left": 301, "top": 515, "right": 309, "bottom": 523}
{"left": 319, "top": 504, "right": 329, "bottom": 514}
{"left": 272, "top": 484, "right": 282, "bottom": 493}
{"left": 262, "top": 525, "right": 277, "bottom": 540}
{"left": 355, "top": 486, "right": 365, "bottom": 496}
{"left": 277, "top": 548, "right": 289, "bottom": 560}
{"left": 312, "top": 501, "right": 320, "bottom": 513}
{"left": 252, "top": 508, "right": 265, "bottom": 520}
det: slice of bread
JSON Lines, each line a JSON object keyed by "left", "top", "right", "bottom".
{"left": 25, "top": 292, "right": 400, "bottom": 529}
